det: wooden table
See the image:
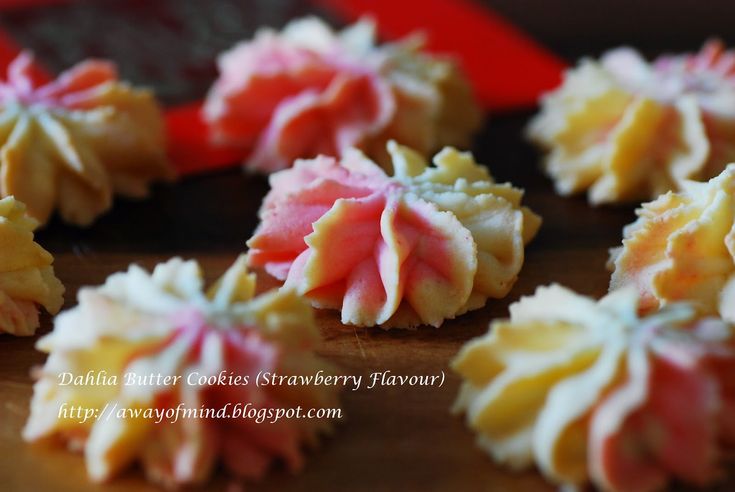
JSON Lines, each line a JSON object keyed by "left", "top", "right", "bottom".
{"left": 1, "top": 1, "right": 734, "bottom": 490}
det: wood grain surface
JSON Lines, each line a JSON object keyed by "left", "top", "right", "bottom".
{"left": 1, "top": 1, "right": 734, "bottom": 491}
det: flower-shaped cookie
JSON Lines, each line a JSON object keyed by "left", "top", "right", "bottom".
{"left": 0, "top": 52, "right": 174, "bottom": 226}
{"left": 0, "top": 196, "right": 63, "bottom": 335}
{"left": 24, "top": 256, "right": 340, "bottom": 487}
{"left": 247, "top": 141, "right": 540, "bottom": 328}
{"left": 528, "top": 40, "right": 735, "bottom": 204}
{"left": 452, "top": 284, "right": 735, "bottom": 492}
{"left": 609, "top": 163, "right": 735, "bottom": 321}
{"left": 204, "top": 16, "right": 482, "bottom": 173}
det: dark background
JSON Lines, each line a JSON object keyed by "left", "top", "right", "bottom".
{"left": 3, "top": 0, "right": 732, "bottom": 104}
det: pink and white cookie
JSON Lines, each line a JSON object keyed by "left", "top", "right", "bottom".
{"left": 0, "top": 52, "right": 173, "bottom": 226}
{"left": 24, "top": 256, "right": 339, "bottom": 487}
{"left": 247, "top": 142, "right": 540, "bottom": 328}
{"left": 529, "top": 40, "right": 735, "bottom": 204}
{"left": 452, "top": 284, "right": 735, "bottom": 492}
{"left": 204, "top": 17, "right": 482, "bottom": 173}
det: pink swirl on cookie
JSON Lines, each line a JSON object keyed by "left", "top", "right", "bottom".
{"left": 248, "top": 142, "right": 540, "bottom": 328}
{"left": 0, "top": 52, "right": 173, "bottom": 226}
{"left": 452, "top": 284, "right": 735, "bottom": 492}
{"left": 24, "top": 257, "right": 339, "bottom": 487}
{"left": 204, "top": 17, "right": 481, "bottom": 173}
{"left": 1, "top": 52, "right": 115, "bottom": 108}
